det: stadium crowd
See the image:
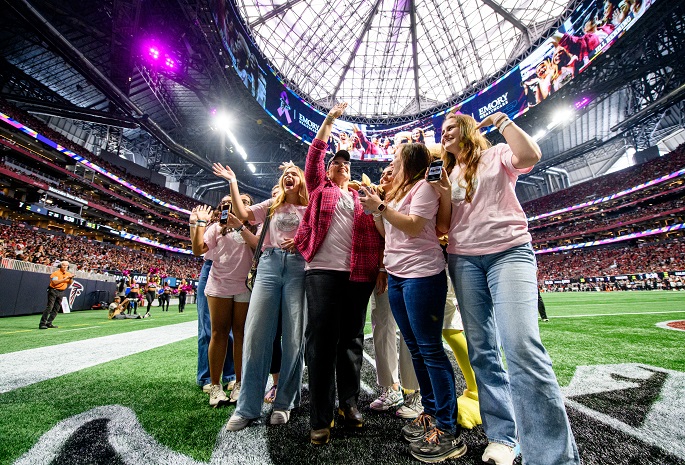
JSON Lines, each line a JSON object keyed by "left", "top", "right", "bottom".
{"left": 0, "top": 221, "right": 201, "bottom": 278}
{"left": 0, "top": 97, "right": 197, "bottom": 211}
{"left": 522, "top": 143, "right": 685, "bottom": 217}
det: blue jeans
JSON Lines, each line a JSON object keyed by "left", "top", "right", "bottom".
{"left": 448, "top": 243, "right": 579, "bottom": 465}
{"left": 196, "top": 259, "right": 235, "bottom": 386}
{"left": 235, "top": 249, "right": 306, "bottom": 419}
{"left": 388, "top": 270, "right": 458, "bottom": 435}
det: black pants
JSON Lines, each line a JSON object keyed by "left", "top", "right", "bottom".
{"left": 178, "top": 293, "right": 186, "bottom": 312}
{"left": 40, "top": 287, "right": 65, "bottom": 326}
{"left": 160, "top": 294, "right": 170, "bottom": 311}
{"left": 304, "top": 270, "right": 375, "bottom": 430}
{"left": 538, "top": 289, "right": 548, "bottom": 320}
{"left": 146, "top": 291, "right": 156, "bottom": 312}
{"left": 128, "top": 295, "right": 138, "bottom": 314}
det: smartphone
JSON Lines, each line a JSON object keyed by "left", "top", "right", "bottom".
{"left": 358, "top": 187, "right": 367, "bottom": 197}
{"left": 426, "top": 159, "right": 443, "bottom": 182}
{"left": 220, "top": 208, "right": 229, "bottom": 225}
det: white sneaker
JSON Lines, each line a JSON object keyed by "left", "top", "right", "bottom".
{"left": 202, "top": 383, "right": 212, "bottom": 394}
{"left": 226, "top": 413, "right": 251, "bottom": 431}
{"left": 270, "top": 409, "right": 290, "bottom": 425}
{"left": 370, "top": 386, "right": 404, "bottom": 412}
{"left": 396, "top": 391, "right": 422, "bottom": 419}
{"left": 225, "top": 380, "right": 236, "bottom": 391}
{"left": 229, "top": 381, "right": 241, "bottom": 403}
{"left": 208, "top": 384, "right": 229, "bottom": 408}
{"left": 482, "top": 442, "right": 517, "bottom": 465}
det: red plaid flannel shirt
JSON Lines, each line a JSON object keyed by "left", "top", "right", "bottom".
{"left": 294, "top": 138, "right": 383, "bottom": 283}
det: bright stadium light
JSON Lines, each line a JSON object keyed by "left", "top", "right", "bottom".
{"left": 533, "top": 130, "right": 547, "bottom": 142}
{"left": 547, "top": 108, "right": 575, "bottom": 130}
{"left": 247, "top": 163, "right": 256, "bottom": 173}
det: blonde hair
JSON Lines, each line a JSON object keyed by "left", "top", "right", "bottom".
{"left": 386, "top": 144, "right": 431, "bottom": 203}
{"left": 440, "top": 113, "right": 490, "bottom": 203}
{"left": 270, "top": 164, "right": 308, "bottom": 215}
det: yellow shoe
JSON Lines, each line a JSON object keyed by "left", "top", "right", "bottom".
{"left": 457, "top": 390, "right": 481, "bottom": 429}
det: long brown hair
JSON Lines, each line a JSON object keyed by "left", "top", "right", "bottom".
{"left": 386, "top": 143, "right": 431, "bottom": 203}
{"left": 270, "top": 164, "right": 308, "bottom": 216}
{"left": 440, "top": 113, "right": 490, "bottom": 203}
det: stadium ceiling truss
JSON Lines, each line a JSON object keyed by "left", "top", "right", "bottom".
{"left": 237, "top": 0, "right": 580, "bottom": 122}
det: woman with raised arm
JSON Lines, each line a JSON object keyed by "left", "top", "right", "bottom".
{"left": 433, "top": 111, "right": 579, "bottom": 465}
{"left": 360, "top": 144, "right": 465, "bottom": 463}
{"left": 190, "top": 195, "right": 258, "bottom": 408}
{"left": 293, "top": 102, "right": 383, "bottom": 446}
{"left": 216, "top": 162, "right": 309, "bottom": 431}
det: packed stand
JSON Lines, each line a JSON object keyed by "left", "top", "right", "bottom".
{"left": 522, "top": 143, "right": 685, "bottom": 217}
{"left": 0, "top": 221, "right": 202, "bottom": 278}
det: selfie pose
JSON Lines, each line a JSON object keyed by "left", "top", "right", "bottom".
{"left": 191, "top": 196, "right": 258, "bottom": 408}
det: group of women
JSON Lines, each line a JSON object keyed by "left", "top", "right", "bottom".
{"left": 188, "top": 103, "right": 579, "bottom": 465}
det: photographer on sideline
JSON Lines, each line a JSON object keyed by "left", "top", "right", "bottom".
{"left": 39, "top": 260, "right": 73, "bottom": 329}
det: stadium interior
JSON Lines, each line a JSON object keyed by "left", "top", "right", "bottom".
{"left": 0, "top": 0, "right": 684, "bottom": 464}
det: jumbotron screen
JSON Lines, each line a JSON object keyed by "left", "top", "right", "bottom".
{"left": 212, "top": 0, "right": 656, "bottom": 160}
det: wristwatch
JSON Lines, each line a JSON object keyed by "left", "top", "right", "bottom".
{"left": 377, "top": 203, "right": 387, "bottom": 213}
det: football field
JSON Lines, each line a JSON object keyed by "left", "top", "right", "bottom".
{"left": 0, "top": 291, "right": 683, "bottom": 465}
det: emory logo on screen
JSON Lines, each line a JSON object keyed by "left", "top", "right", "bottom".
{"left": 68, "top": 281, "right": 83, "bottom": 308}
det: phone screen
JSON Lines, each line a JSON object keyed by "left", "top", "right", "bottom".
{"left": 426, "top": 160, "right": 443, "bottom": 182}
{"left": 220, "top": 209, "right": 229, "bottom": 225}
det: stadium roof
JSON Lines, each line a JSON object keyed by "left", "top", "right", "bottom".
{"left": 236, "top": 0, "right": 574, "bottom": 118}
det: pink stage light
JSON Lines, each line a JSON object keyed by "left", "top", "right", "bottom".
{"left": 165, "top": 57, "right": 175, "bottom": 68}
{"left": 149, "top": 47, "right": 160, "bottom": 59}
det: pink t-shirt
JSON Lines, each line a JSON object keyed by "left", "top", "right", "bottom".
{"left": 250, "top": 199, "right": 307, "bottom": 251}
{"left": 203, "top": 223, "right": 253, "bottom": 297}
{"left": 306, "top": 189, "right": 354, "bottom": 271}
{"left": 384, "top": 180, "right": 445, "bottom": 278}
{"left": 447, "top": 144, "right": 533, "bottom": 256}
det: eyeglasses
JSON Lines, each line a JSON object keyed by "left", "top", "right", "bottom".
{"left": 330, "top": 160, "right": 351, "bottom": 166}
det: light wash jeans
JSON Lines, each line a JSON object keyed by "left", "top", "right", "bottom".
{"left": 235, "top": 248, "right": 306, "bottom": 419}
{"left": 448, "top": 243, "right": 579, "bottom": 465}
{"left": 196, "top": 259, "right": 235, "bottom": 386}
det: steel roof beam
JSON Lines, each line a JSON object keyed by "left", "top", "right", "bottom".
{"left": 331, "top": 0, "right": 383, "bottom": 101}
{"left": 249, "top": 0, "right": 305, "bottom": 29}
{"left": 480, "top": 0, "right": 531, "bottom": 47}
{"left": 409, "top": 0, "right": 421, "bottom": 111}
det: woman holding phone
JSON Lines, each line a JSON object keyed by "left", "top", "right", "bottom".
{"left": 191, "top": 195, "right": 258, "bottom": 408}
{"left": 433, "top": 111, "right": 579, "bottom": 465}
{"left": 360, "top": 143, "right": 465, "bottom": 463}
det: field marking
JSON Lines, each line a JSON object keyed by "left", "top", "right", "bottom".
{"left": 0, "top": 321, "right": 197, "bottom": 394}
{"left": 0, "top": 329, "right": 34, "bottom": 335}
{"left": 551, "top": 310, "right": 685, "bottom": 318}
{"left": 58, "top": 326, "right": 101, "bottom": 332}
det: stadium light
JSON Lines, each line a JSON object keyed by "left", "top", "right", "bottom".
{"left": 214, "top": 113, "right": 232, "bottom": 132}
{"left": 533, "top": 130, "right": 547, "bottom": 142}
{"left": 547, "top": 108, "right": 575, "bottom": 130}
{"left": 247, "top": 163, "right": 256, "bottom": 173}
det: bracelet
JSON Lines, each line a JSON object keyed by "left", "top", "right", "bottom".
{"left": 189, "top": 222, "right": 197, "bottom": 227}
{"left": 378, "top": 268, "right": 387, "bottom": 273}
{"left": 230, "top": 178, "right": 238, "bottom": 184}
{"left": 372, "top": 212, "right": 382, "bottom": 218}
{"left": 498, "top": 119, "right": 513, "bottom": 134}
{"left": 325, "top": 114, "right": 336, "bottom": 124}
{"left": 195, "top": 220, "right": 207, "bottom": 226}
{"left": 493, "top": 114, "right": 508, "bottom": 127}
{"left": 236, "top": 224, "right": 245, "bottom": 232}
{"left": 495, "top": 116, "right": 510, "bottom": 129}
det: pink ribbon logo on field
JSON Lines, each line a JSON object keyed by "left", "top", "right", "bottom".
{"left": 277, "top": 91, "right": 292, "bottom": 124}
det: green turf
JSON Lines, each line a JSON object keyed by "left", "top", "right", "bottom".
{"left": 2, "top": 291, "right": 685, "bottom": 464}
{"left": 0, "top": 306, "right": 198, "bottom": 354}
{"left": 0, "top": 337, "right": 224, "bottom": 465}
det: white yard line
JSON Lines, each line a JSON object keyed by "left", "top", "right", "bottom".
{"left": 0, "top": 321, "right": 197, "bottom": 394}
{"left": 549, "top": 310, "right": 685, "bottom": 318}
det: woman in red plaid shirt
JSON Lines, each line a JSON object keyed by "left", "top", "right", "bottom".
{"left": 294, "top": 102, "right": 383, "bottom": 445}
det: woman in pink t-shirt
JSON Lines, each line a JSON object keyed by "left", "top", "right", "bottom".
{"left": 360, "top": 143, "right": 466, "bottom": 462}
{"left": 191, "top": 194, "right": 258, "bottom": 408}
{"left": 433, "top": 112, "right": 579, "bottom": 465}
{"left": 213, "top": 162, "right": 310, "bottom": 432}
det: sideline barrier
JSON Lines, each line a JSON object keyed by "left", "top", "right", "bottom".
{"left": 0, "top": 259, "right": 116, "bottom": 317}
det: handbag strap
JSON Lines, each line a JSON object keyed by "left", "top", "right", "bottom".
{"left": 250, "top": 207, "right": 272, "bottom": 263}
